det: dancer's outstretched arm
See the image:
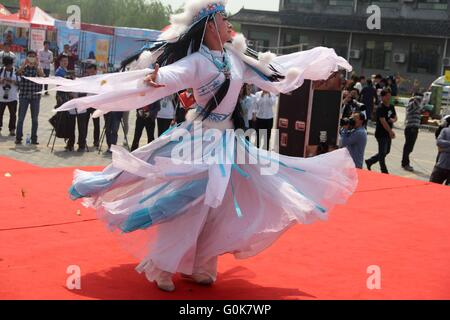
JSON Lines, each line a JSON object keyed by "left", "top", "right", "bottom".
{"left": 26, "top": 54, "right": 204, "bottom": 114}
{"left": 242, "top": 47, "right": 352, "bottom": 95}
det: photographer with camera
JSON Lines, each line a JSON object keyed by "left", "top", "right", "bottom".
{"left": 0, "top": 43, "right": 16, "bottom": 67}
{"left": 131, "top": 101, "right": 160, "bottom": 152}
{"left": 342, "top": 88, "right": 367, "bottom": 121}
{"left": 365, "top": 88, "right": 398, "bottom": 174}
{"left": 15, "top": 50, "right": 44, "bottom": 145}
{"left": 0, "top": 56, "right": 20, "bottom": 136}
{"left": 339, "top": 112, "right": 368, "bottom": 169}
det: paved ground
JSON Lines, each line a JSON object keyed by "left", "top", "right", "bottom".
{"left": 0, "top": 91, "right": 440, "bottom": 182}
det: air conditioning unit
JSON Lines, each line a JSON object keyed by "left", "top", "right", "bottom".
{"left": 349, "top": 49, "right": 360, "bottom": 59}
{"left": 393, "top": 53, "right": 406, "bottom": 63}
{"left": 443, "top": 57, "right": 450, "bottom": 67}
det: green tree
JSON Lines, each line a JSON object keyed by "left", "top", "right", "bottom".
{"left": 3, "top": 0, "right": 172, "bottom": 30}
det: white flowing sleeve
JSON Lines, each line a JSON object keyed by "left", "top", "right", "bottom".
{"left": 38, "top": 54, "right": 202, "bottom": 113}
{"left": 243, "top": 47, "right": 352, "bottom": 94}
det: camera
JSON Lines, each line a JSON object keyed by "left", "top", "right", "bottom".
{"left": 3, "top": 83, "right": 11, "bottom": 100}
{"left": 340, "top": 117, "right": 356, "bottom": 128}
{"left": 138, "top": 108, "right": 151, "bottom": 119}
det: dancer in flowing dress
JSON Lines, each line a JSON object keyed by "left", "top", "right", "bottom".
{"left": 27, "top": 0, "right": 358, "bottom": 292}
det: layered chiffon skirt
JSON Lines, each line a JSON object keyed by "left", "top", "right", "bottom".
{"left": 70, "top": 111, "right": 358, "bottom": 281}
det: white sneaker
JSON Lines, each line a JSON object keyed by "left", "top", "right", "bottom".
{"left": 155, "top": 271, "right": 175, "bottom": 292}
{"left": 181, "top": 273, "right": 215, "bottom": 286}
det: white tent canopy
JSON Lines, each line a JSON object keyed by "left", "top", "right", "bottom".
{"left": 0, "top": 6, "right": 55, "bottom": 29}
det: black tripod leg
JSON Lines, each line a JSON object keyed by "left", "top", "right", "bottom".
{"left": 47, "top": 128, "right": 54, "bottom": 148}
{"left": 98, "top": 126, "right": 106, "bottom": 154}
{"left": 51, "top": 130, "right": 57, "bottom": 153}
{"left": 121, "top": 119, "right": 130, "bottom": 151}
{"left": 51, "top": 111, "right": 63, "bottom": 153}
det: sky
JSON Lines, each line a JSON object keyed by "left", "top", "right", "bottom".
{"left": 159, "top": 0, "right": 279, "bottom": 14}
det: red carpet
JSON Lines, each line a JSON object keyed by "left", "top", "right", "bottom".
{"left": 1, "top": 156, "right": 449, "bottom": 300}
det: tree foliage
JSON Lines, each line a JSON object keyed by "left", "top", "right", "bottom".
{"left": 2, "top": 0, "right": 173, "bottom": 30}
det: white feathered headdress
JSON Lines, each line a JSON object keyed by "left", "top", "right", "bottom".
{"left": 159, "top": 0, "right": 228, "bottom": 43}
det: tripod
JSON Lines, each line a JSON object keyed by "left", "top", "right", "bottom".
{"left": 48, "top": 109, "right": 90, "bottom": 153}
{"left": 98, "top": 117, "right": 130, "bottom": 154}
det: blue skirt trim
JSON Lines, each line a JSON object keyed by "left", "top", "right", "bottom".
{"left": 120, "top": 178, "right": 209, "bottom": 233}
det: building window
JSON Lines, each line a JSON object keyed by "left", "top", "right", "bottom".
{"left": 322, "top": 34, "right": 349, "bottom": 58}
{"left": 328, "top": 0, "right": 354, "bottom": 6}
{"left": 247, "top": 30, "right": 271, "bottom": 51}
{"left": 417, "top": 0, "right": 448, "bottom": 10}
{"left": 248, "top": 39, "right": 270, "bottom": 51}
{"left": 370, "top": 0, "right": 400, "bottom": 8}
{"left": 408, "top": 43, "right": 441, "bottom": 74}
{"left": 284, "top": 0, "right": 314, "bottom": 10}
{"left": 282, "top": 30, "right": 309, "bottom": 54}
{"left": 363, "top": 41, "right": 392, "bottom": 70}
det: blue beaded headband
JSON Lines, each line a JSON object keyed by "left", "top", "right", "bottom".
{"left": 192, "top": 2, "right": 226, "bottom": 24}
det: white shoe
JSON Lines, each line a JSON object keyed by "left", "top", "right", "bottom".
{"left": 181, "top": 273, "right": 215, "bottom": 286}
{"left": 155, "top": 271, "right": 175, "bottom": 292}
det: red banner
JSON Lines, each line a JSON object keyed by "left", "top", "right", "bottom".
{"left": 19, "top": 0, "right": 31, "bottom": 20}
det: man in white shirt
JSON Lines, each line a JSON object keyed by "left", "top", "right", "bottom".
{"left": 239, "top": 84, "right": 256, "bottom": 130}
{"left": 353, "top": 75, "right": 365, "bottom": 94}
{"left": 0, "top": 43, "right": 16, "bottom": 67}
{"left": 157, "top": 95, "right": 176, "bottom": 137}
{"left": 0, "top": 56, "right": 20, "bottom": 136}
{"left": 254, "top": 90, "right": 277, "bottom": 150}
{"left": 38, "top": 41, "right": 54, "bottom": 95}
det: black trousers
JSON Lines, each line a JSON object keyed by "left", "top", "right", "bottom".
{"left": 88, "top": 108, "right": 100, "bottom": 145}
{"left": 430, "top": 166, "right": 450, "bottom": 186}
{"left": 157, "top": 118, "right": 173, "bottom": 137}
{"left": 132, "top": 116, "right": 155, "bottom": 151}
{"left": 246, "top": 119, "right": 257, "bottom": 141}
{"left": 402, "top": 126, "right": 419, "bottom": 167}
{"left": 67, "top": 112, "right": 90, "bottom": 149}
{"left": 256, "top": 118, "right": 273, "bottom": 150}
{"left": 104, "top": 112, "right": 123, "bottom": 149}
{"left": 367, "top": 136, "right": 392, "bottom": 174}
{"left": 0, "top": 100, "right": 17, "bottom": 131}
{"left": 43, "top": 69, "right": 50, "bottom": 91}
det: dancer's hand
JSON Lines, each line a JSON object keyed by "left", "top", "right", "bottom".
{"left": 144, "top": 64, "right": 166, "bottom": 88}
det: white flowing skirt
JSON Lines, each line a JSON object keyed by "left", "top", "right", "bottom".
{"left": 71, "top": 111, "right": 358, "bottom": 281}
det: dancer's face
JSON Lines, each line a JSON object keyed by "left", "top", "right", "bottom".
{"left": 208, "top": 13, "right": 233, "bottom": 44}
